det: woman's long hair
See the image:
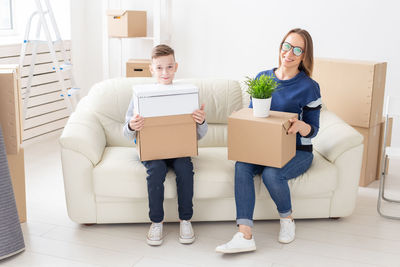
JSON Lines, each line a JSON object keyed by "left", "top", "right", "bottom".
{"left": 279, "top": 28, "right": 314, "bottom": 77}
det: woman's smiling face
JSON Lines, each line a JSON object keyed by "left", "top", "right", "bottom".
{"left": 280, "top": 33, "right": 305, "bottom": 69}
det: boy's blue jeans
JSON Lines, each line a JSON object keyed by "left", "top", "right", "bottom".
{"left": 142, "top": 157, "right": 194, "bottom": 223}
{"left": 235, "top": 150, "right": 313, "bottom": 227}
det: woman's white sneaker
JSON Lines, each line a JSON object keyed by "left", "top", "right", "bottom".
{"left": 279, "top": 218, "right": 295, "bottom": 244}
{"left": 215, "top": 232, "right": 256, "bottom": 253}
{"left": 179, "top": 220, "right": 195, "bottom": 244}
{"left": 147, "top": 222, "right": 163, "bottom": 246}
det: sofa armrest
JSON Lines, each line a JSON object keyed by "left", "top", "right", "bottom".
{"left": 60, "top": 111, "right": 106, "bottom": 165}
{"left": 313, "top": 110, "right": 363, "bottom": 163}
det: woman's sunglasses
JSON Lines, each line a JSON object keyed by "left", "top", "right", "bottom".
{"left": 281, "top": 42, "right": 304, "bottom": 56}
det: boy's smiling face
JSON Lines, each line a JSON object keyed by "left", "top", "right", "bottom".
{"left": 150, "top": 54, "right": 178, "bottom": 85}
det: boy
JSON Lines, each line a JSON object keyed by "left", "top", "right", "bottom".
{"left": 123, "top": 44, "right": 208, "bottom": 246}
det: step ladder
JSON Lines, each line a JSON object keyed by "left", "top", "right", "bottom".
{"left": 19, "top": 0, "right": 79, "bottom": 126}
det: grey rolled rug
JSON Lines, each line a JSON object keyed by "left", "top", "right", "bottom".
{"left": 0, "top": 125, "right": 25, "bottom": 260}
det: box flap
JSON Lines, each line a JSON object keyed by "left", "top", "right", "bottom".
{"left": 107, "top": 9, "right": 127, "bottom": 17}
{"left": 230, "top": 108, "right": 297, "bottom": 126}
{"left": 127, "top": 59, "right": 151, "bottom": 64}
{"left": 133, "top": 83, "right": 199, "bottom": 97}
{"left": 143, "top": 114, "right": 194, "bottom": 127}
{"left": 315, "top": 57, "right": 384, "bottom": 66}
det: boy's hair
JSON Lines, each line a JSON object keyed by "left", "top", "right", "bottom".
{"left": 151, "top": 44, "right": 175, "bottom": 60}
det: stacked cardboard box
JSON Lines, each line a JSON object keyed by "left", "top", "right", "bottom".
{"left": 126, "top": 59, "right": 152, "bottom": 77}
{"left": 107, "top": 10, "right": 147, "bottom": 38}
{"left": 313, "top": 58, "right": 387, "bottom": 186}
{"left": 0, "top": 64, "right": 26, "bottom": 222}
{"left": 132, "top": 83, "right": 199, "bottom": 161}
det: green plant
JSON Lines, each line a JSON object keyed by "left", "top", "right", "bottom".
{"left": 245, "top": 74, "right": 279, "bottom": 99}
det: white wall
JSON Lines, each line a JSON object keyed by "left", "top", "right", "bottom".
{"left": 70, "top": 0, "right": 104, "bottom": 96}
{"left": 71, "top": 0, "right": 400, "bottom": 144}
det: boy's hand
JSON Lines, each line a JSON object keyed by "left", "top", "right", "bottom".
{"left": 129, "top": 114, "right": 145, "bottom": 131}
{"left": 288, "top": 118, "right": 311, "bottom": 136}
{"left": 192, "top": 104, "right": 206, "bottom": 124}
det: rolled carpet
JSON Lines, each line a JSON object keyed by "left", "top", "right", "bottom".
{"left": 0, "top": 125, "right": 25, "bottom": 260}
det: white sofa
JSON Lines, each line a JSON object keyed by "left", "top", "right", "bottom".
{"left": 60, "top": 78, "right": 364, "bottom": 224}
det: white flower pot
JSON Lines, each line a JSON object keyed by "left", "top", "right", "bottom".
{"left": 252, "top": 97, "right": 272, "bottom": 118}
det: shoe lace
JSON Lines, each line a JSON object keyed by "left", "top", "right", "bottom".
{"left": 150, "top": 224, "right": 161, "bottom": 238}
{"left": 280, "top": 220, "right": 292, "bottom": 236}
{"left": 181, "top": 221, "right": 192, "bottom": 236}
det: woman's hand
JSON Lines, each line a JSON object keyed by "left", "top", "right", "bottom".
{"left": 288, "top": 118, "right": 311, "bottom": 136}
{"left": 192, "top": 104, "right": 206, "bottom": 124}
{"left": 129, "top": 114, "right": 145, "bottom": 131}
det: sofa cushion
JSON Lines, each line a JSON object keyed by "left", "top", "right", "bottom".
{"left": 313, "top": 110, "right": 363, "bottom": 163}
{"left": 93, "top": 147, "right": 336, "bottom": 201}
{"left": 192, "top": 147, "right": 262, "bottom": 199}
{"left": 198, "top": 124, "right": 227, "bottom": 148}
{"left": 93, "top": 147, "right": 173, "bottom": 199}
{"left": 93, "top": 147, "right": 251, "bottom": 200}
{"left": 88, "top": 78, "right": 156, "bottom": 147}
{"left": 259, "top": 151, "right": 338, "bottom": 199}
{"left": 175, "top": 79, "right": 243, "bottom": 124}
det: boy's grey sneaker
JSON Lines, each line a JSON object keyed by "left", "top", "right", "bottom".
{"left": 179, "top": 220, "right": 195, "bottom": 244}
{"left": 147, "top": 222, "right": 163, "bottom": 246}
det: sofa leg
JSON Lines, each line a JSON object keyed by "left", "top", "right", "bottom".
{"left": 329, "top": 217, "right": 341, "bottom": 220}
{"left": 83, "top": 223, "right": 96, "bottom": 226}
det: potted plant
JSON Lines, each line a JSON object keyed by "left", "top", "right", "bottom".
{"left": 245, "top": 74, "right": 279, "bottom": 117}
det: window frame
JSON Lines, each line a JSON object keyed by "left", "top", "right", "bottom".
{"left": 0, "top": 0, "right": 17, "bottom": 36}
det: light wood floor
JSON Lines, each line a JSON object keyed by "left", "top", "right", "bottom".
{"left": 1, "top": 137, "right": 400, "bottom": 267}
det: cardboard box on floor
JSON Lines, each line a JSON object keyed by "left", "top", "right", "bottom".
{"left": 126, "top": 59, "right": 152, "bottom": 77}
{"left": 353, "top": 125, "right": 381, "bottom": 187}
{"left": 133, "top": 84, "right": 199, "bottom": 161}
{"left": 0, "top": 65, "right": 23, "bottom": 155}
{"left": 107, "top": 10, "right": 146, "bottom": 37}
{"left": 6, "top": 148, "right": 26, "bottom": 223}
{"left": 313, "top": 58, "right": 387, "bottom": 128}
{"left": 376, "top": 117, "right": 393, "bottom": 179}
{"left": 228, "top": 108, "right": 297, "bottom": 168}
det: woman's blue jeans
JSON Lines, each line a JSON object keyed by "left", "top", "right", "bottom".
{"left": 235, "top": 150, "right": 313, "bottom": 227}
{"left": 142, "top": 157, "right": 194, "bottom": 223}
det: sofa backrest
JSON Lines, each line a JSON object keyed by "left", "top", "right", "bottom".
{"left": 81, "top": 77, "right": 243, "bottom": 147}
{"left": 176, "top": 79, "right": 243, "bottom": 147}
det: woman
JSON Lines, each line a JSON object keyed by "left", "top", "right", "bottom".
{"left": 216, "top": 28, "right": 322, "bottom": 253}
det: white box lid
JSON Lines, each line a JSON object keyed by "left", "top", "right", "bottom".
{"left": 132, "top": 83, "right": 198, "bottom": 97}
{"left": 132, "top": 83, "right": 199, "bottom": 117}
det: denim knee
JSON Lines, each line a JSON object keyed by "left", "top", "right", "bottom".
{"left": 235, "top": 161, "right": 258, "bottom": 180}
{"left": 172, "top": 157, "right": 193, "bottom": 176}
{"left": 261, "top": 167, "right": 282, "bottom": 186}
{"left": 143, "top": 160, "right": 168, "bottom": 182}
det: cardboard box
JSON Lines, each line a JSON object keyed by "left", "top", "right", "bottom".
{"left": 376, "top": 117, "right": 393, "bottom": 179}
{"left": 0, "top": 65, "right": 23, "bottom": 154}
{"left": 126, "top": 59, "right": 152, "bottom": 77}
{"left": 107, "top": 10, "right": 146, "bottom": 37}
{"left": 313, "top": 58, "right": 387, "bottom": 128}
{"left": 132, "top": 83, "right": 199, "bottom": 117}
{"left": 6, "top": 148, "right": 26, "bottom": 223}
{"left": 353, "top": 125, "right": 381, "bottom": 187}
{"left": 137, "top": 114, "right": 197, "bottom": 161}
{"left": 228, "top": 108, "right": 297, "bottom": 168}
